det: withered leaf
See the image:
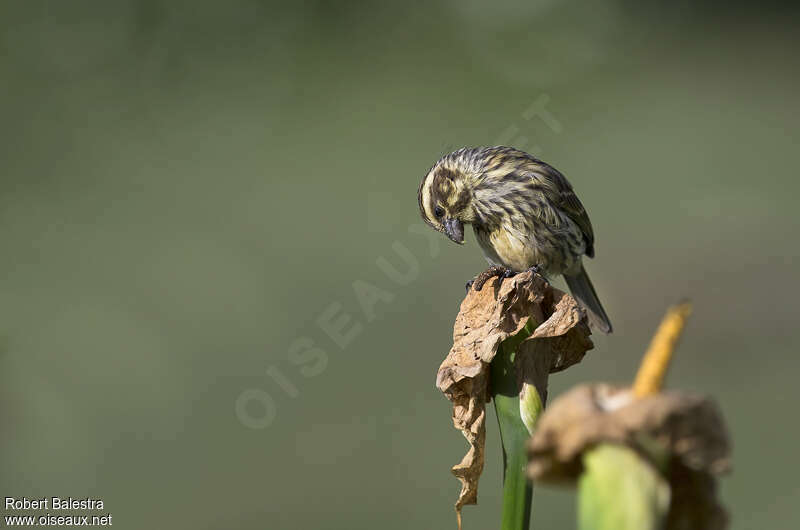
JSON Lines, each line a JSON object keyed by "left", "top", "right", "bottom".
{"left": 527, "top": 383, "right": 731, "bottom": 529}
{"left": 435, "top": 270, "right": 593, "bottom": 514}
{"left": 527, "top": 384, "right": 731, "bottom": 483}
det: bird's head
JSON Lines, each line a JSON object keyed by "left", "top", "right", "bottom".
{"left": 417, "top": 153, "right": 481, "bottom": 245}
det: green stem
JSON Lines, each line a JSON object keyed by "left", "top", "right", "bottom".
{"left": 491, "top": 322, "right": 545, "bottom": 530}
{"left": 578, "top": 444, "right": 670, "bottom": 530}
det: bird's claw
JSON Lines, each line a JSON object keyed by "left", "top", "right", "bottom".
{"left": 472, "top": 266, "right": 515, "bottom": 291}
{"left": 467, "top": 265, "right": 542, "bottom": 293}
{"left": 526, "top": 264, "right": 542, "bottom": 275}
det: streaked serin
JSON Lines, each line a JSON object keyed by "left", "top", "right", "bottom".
{"left": 418, "top": 146, "right": 612, "bottom": 333}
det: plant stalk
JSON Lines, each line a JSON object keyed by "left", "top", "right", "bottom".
{"left": 578, "top": 444, "right": 670, "bottom": 530}
{"left": 491, "top": 322, "right": 544, "bottom": 530}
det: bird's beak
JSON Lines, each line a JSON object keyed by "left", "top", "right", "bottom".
{"left": 443, "top": 218, "right": 464, "bottom": 244}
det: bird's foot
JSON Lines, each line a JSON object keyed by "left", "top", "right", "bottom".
{"left": 470, "top": 266, "right": 515, "bottom": 292}
{"left": 525, "top": 264, "right": 542, "bottom": 275}
{"left": 465, "top": 265, "right": 545, "bottom": 293}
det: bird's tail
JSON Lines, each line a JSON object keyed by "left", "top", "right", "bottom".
{"left": 564, "top": 263, "right": 613, "bottom": 334}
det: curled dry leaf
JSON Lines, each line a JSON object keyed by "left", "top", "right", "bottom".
{"left": 527, "top": 383, "right": 732, "bottom": 530}
{"left": 527, "top": 384, "right": 731, "bottom": 482}
{"left": 435, "top": 270, "right": 593, "bottom": 512}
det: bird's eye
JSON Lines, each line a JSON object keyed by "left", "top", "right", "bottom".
{"left": 434, "top": 206, "right": 445, "bottom": 218}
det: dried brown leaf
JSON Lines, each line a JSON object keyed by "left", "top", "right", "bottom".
{"left": 527, "top": 384, "right": 731, "bottom": 484}
{"left": 527, "top": 383, "right": 731, "bottom": 529}
{"left": 435, "top": 270, "right": 593, "bottom": 512}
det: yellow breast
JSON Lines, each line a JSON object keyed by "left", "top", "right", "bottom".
{"left": 475, "top": 225, "right": 539, "bottom": 272}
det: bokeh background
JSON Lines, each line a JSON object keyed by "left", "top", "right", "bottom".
{"left": 1, "top": 1, "right": 798, "bottom": 528}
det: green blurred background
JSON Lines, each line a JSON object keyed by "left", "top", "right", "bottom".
{"left": 1, "top": 1, "right": 798, "bottom": 528}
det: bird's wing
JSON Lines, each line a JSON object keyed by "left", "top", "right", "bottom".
{"left": 483, "top": 147, "right": 597, "bottom": 257}
{"left": 537, "top": 162, "right": 596, "bottom": 257}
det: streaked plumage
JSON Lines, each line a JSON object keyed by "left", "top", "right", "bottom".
{"left": 418, "top": 146, "right": 612, "bottom": 333}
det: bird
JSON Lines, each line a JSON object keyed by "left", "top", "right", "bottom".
{"left": 417, "top": 146, "right": 612, "bottom": 333}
